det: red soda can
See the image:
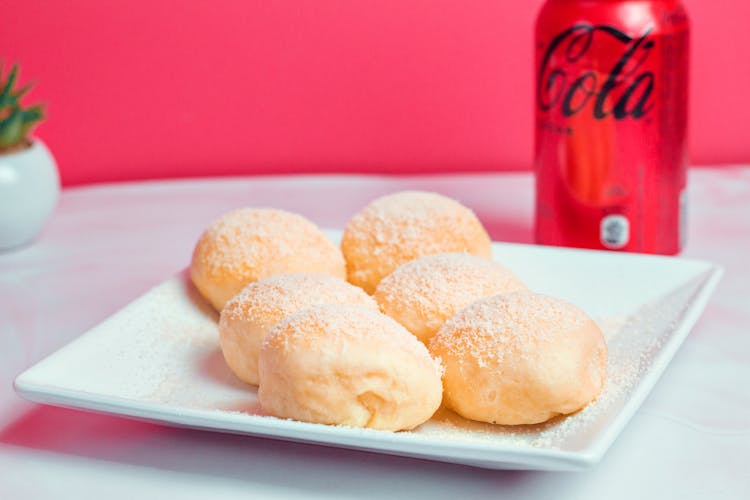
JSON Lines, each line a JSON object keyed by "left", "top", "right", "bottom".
{"left": 534, "top": 0, "right": 690, "bottom": 254}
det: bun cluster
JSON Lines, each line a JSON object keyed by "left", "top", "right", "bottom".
{"left": 189, "top": 192, "right": 607, "bottom": 430}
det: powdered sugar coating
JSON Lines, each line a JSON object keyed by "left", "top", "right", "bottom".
{"left": 219, "top": 274, "right": 377, "bottom": 385}
{"left": 341, "top": 191, "right": 492, "bottom": 293}
{"left": 223, "top": 273, "right": 376, "bottom": 324}
{"left": 433, "top": 291, "right": 590, "bottom": 367}
{"left": 263, "top": 304, "right": 437, "bottom": 363}
{"left": 190, "top": 208, "right": 345, "bottom": 310}
{"left": 259, "top": 305, "right": 444, "bottom": 430}
{"left": 374, "top": 253, "right": 526, "bottom": 343}
{"left": 430, "top": 291, "right": 608, "bottom": 425}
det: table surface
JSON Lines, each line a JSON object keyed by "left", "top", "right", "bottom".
{"left": 1, "top": 169, "right": 748, "bottom": 499}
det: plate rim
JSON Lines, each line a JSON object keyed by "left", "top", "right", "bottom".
{"left": 13, "top": 378, "right": 599, "bottom": 470}
{"left": 12, "top": 241, "right": 724, "bottom": 471}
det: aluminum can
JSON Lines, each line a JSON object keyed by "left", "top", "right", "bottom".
{"left": 535, "top": 0, "right": 689, "bottom": 253}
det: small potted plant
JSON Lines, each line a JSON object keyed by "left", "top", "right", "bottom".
{"left": 0, "top": 63, "right": 59, "bottom": 250}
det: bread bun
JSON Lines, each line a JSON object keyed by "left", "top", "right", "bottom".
{"left": 219, "top": 273, "right": 376, "bottom": 385}
{"left": 341, "top": 191, "right": 491, "bottom": 293}
{"left": 374, "top": 253, "right": 525, "bottom": 344}
{"left": 429, "top": 291, "right": 607, "bottom": 425}
{"left": 258, "top": 305, "right": 443, "bottom": 430}
{"left": 190, "top": 208, "right": 345, "bottom": 310}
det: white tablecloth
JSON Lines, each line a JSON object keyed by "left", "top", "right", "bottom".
{"left": 1, "top": 169, "right": 748, "bottom": 499}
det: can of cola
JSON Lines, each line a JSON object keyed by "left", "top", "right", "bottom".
{"left": 534, "top": 0, "right": 689, "bottom": 254}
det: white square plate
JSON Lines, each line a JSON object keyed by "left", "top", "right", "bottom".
{"left": 14, "top": 232, "right": 722, "bottom": 471}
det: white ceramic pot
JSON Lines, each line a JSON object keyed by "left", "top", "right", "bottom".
{"left": 0, "top": 139, "right": 60, "bottom": 250}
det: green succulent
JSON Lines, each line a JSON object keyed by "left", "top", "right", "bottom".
{"left": 0, "top": 63, "right": 44, "bottom": 151}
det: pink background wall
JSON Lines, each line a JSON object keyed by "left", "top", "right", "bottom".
{"left": 3, "top": 1, "right": 749, "bottom": 186}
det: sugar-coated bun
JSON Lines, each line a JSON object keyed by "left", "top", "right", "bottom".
{"left": 341, "top": 191, "right": 492, "bottom": 293}
{"left": 374, "top": 253, "right": 526, "bottom": 344}
{"left": 429, "top": 291, "right": 607, "bottom": 425}
{"left": 190, "top": 208, "right": 345, "bottom": 311}
{"left": 258, "top": 305, "right": 443, "bottom": 430}
{"left": 219, "top": 274, "right": 377, "bottom": 385}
